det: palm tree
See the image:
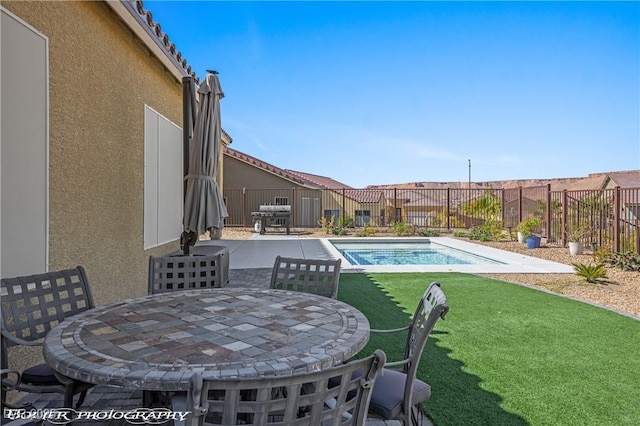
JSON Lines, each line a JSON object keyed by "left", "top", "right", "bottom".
{"left": 461, "top": 190, "right": 502, "bottom": 223}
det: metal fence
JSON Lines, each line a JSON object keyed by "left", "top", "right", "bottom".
{"left": 223, "top": 186, "right": 640, "bottom": 254}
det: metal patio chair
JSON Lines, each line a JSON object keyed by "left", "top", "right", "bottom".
{"left": 0, "top": 369, "right": 42, "bottom": 426}
{"left": 172, "top": 349, "right": 386, "bottom": 426}
{"left": 1, "top": 267, "right": 95, "bottom": 409}
{"left": 270, "top": 256, "right": 341, "bottom": 299}
{"left": 367, "top": 282, "right": 449, "bottom": 425}
{"left": 148, "top": 249, "right": 229, "bottom": 294}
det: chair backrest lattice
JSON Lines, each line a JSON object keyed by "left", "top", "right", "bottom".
{"left": 1, "top": 266, "right": 95, "bottom": 353}
{"left": 183, "top": 349, "right": 386, "bottom": 426}
{"left": 148, "top": 254, "right": 225, "bottom": 294}
{"left": 401, "top": 282, "right": 449, "bottom": 413}
{"left": 270, "top": 256, "right": 341, "bottom": 299}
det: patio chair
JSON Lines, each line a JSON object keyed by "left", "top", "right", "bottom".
{"left": 148, "top": 250, "right": 228, "bottom": 294}
{"left": 270, "top": 256, "right": 341, "bottom": 299}
{"left": 367, "top": 282, "right": 449, "bottom": 425}
{"left": 1, "top": 267, "right": 96, "bottom": 409}
{"left": 1, "top": 369, "right": 41, "bottom": 426}
{"left": 171, "top": 349, "right": 386, "bottom": 426}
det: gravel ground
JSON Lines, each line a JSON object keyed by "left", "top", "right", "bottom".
{"left": 218, "top": 228, "right": 639, "bottom": 318}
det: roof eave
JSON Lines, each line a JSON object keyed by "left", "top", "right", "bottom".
{"left": 106, "top": 0, "right": 197, "bottom": 83}
{"left": 223, "top": 150, "right": 317, "bottom": 189}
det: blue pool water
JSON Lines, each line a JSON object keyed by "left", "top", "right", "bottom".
{"left": 332, "top": 241, "right": 503, "bottom": 266}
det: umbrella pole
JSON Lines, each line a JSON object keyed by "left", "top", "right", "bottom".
{"left": 181, "top": 76, "right": 195, "bottom": 255}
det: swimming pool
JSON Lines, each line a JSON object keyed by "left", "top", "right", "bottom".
{"left": 321, "top": 237, "right": 575, "bottom": 274}
{"left": 334, "top": 240, "right": 503, "bottom": 266}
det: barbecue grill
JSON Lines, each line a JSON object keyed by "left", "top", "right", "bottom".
{"left": 251, "top": 205, "right": 291, "bottom": 234}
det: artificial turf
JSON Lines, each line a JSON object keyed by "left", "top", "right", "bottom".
{"left": 337, "top": 272, "right": 640, "bottom": 426}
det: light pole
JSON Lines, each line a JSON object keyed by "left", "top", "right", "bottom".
{"left": 468, "top": 159, "right": 471, "bottom": 190}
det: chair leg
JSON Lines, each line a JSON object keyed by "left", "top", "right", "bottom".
{"left": 75, "top": 389, "right": 88, "bottom": 409}
{"left": 410, "top": 404, "right": 426, "bottom": 426}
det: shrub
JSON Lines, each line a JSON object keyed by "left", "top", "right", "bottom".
{"left": 469, "top": 221, "right": 503, "bottom": 242}
{"left": 331, "top": 226, "right": 347, "bottom": 236}
{"left": 453, "top": 229, "right": 469, "bottom": 238}
{"left": 572, "top": 263, "right": 608, "bottom": 283}
{"left": 418, "top": 228, "right": 440, "bottom": 237}
{"left": 593, "top": 244, "right": 614, "bottom": 263}
{"left": 318, "top": 215, "right": 335, "bottom": 235}
{"left": 390, "top": 221, "right": 415, "bottom": 236}
{"left": 338, "top": 214, "right": 355, "bottom": 229}
{"left": 605, "top": 251, "right": 640, "bottom": 272}
{"left": 469, "top": 226, "right": 493, "bottom": 242}
{"left": 517, "top": 218, "right": 542, "bottom": 238}
{"left": 354, "top": 225, "right": 376, "bottom": 237}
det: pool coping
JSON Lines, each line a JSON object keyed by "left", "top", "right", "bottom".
{"left": 322, "top": 237, "right": 575, "bottom": 274}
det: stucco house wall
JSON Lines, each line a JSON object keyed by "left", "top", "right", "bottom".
{"left": 2, "top": 1, "right": 182, "bottom": 304}
{"left": 223, "top": 155, "right": 321, "bottom": 227}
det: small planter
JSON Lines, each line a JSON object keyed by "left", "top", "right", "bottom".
{"left": 526, "top": 236, "right": 541, "bottom": 249}
{"left": 569, "top": 242, "right": 584, "bottom": 256}
{"left": 517, "top": 232, "right": 526, "bottom": 244}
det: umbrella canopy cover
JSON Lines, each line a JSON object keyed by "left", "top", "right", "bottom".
{"left": 183, "top": 73, "right": 228, "bottom": 236}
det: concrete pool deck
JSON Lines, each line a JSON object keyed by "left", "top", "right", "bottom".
{"left": 197, "top": 234, "right": 574, "bottom": 274}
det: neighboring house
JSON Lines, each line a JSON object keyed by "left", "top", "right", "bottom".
{"left": 286, "top": 171, "right": 386, "bottom": 227}
{"left": 223, "top": 147, "right": 322, "bottom": 227}
{"left": 1, "top": 1, "right": 227, "bottom": 304}
{"left": 555, "top": 171, "right": 640, "bottom": 235}
{"left": 222, "top": 148, "right": 386, "bottom": 227}
{"left": 381, "top": 188, "right": 449, "bottom": 227}
{"left": 608, "top": 172, "right": 640, "bottom": 223}
{"left": 605, "top": 171, "right": 640, "bottom": 189}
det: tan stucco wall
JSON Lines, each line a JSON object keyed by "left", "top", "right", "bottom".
{"left": 3, "top": 1, "right": 182, "bottom": 305}
{"left": 223, "top": 156, "right": 325, "bottom": 227}
{"left": 223, "top": 155, "right": 302, "bottom": 190}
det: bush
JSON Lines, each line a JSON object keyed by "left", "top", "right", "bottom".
{"left": 453, "top": 229, "right": 469, "bottom": 238}
{"left": 605, "top": 251, "right": 640, "bottom": 272}
{"left": 332, "top": 226, "right": 347, "bottom": 236}
{"left": 318, "top": 215, "right": 335, "bottom": 235}
{"left": 593, "top": 244, "right": 614, "bottom": 263}
{"left": 389, "top": 221, "right": 414, "bottom": 236}
{"left": 354, "top": 225, "right": 376, "bottom": 237}
{"left": 517, "top": 218, "right": 542, "bottom": 238}
{"left": 469, "top": 221, "right": 503, "bottom": 242}
{"left": 338, "top": 215, "right": 355, "bottom": 229}
{"left": 418, "top": 228, "right": 440, "bottom": 237}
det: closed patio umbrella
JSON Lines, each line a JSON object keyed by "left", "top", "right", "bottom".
{"left": 181, "top": 71, "right": 228, "bottom": 254}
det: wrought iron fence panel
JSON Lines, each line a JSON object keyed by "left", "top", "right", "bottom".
{"left": 618, "top": 188, "right": 640, "bottom": 253}
{"left": 223, "top": 186, "right": 640, "bottom": 254}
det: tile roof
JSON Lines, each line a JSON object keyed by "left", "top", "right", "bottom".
{"left": 608, "top": 171, "right": 640, "bottom": 188}
{"left": 566, "top": 175, "right": 609, "bottom": 191}
{"left": 286, "top": 170, "right": 383, "bottom": 203}
{"left": 223, "top": 147, "right": 313, "bottom": 187}
{"left": 117, "top": 1, "right": 200, "bottom": 82}
{"left": 221, "top": 150, "right": 384, "bottom": 203}
{"left": 342, "top": 189, "right": 384, "bottom": 204}
{"left": 286, "top": 170, "right": 352, "bottom": 190}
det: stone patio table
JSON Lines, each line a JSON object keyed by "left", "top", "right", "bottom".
{"left": 43, "top": 288, "right": 369, "bottom": 392}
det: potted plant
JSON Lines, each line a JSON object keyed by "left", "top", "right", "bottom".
{"left": 566, "top": 223, "right": 591, "bottom": 256}
{"left": 517, "top": 218, "right": 542, "bottom": 249}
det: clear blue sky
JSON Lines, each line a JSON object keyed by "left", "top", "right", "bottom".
{"left": 147, "top": 1, "right": 639, "bottom": 188}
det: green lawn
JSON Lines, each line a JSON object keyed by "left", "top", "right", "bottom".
{"left": 338, "top": 273, "right": 640, "bottom": 426}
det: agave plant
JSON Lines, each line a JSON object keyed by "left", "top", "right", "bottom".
{"left": 572, "top": 262, "right": 607, "bottom": 283}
